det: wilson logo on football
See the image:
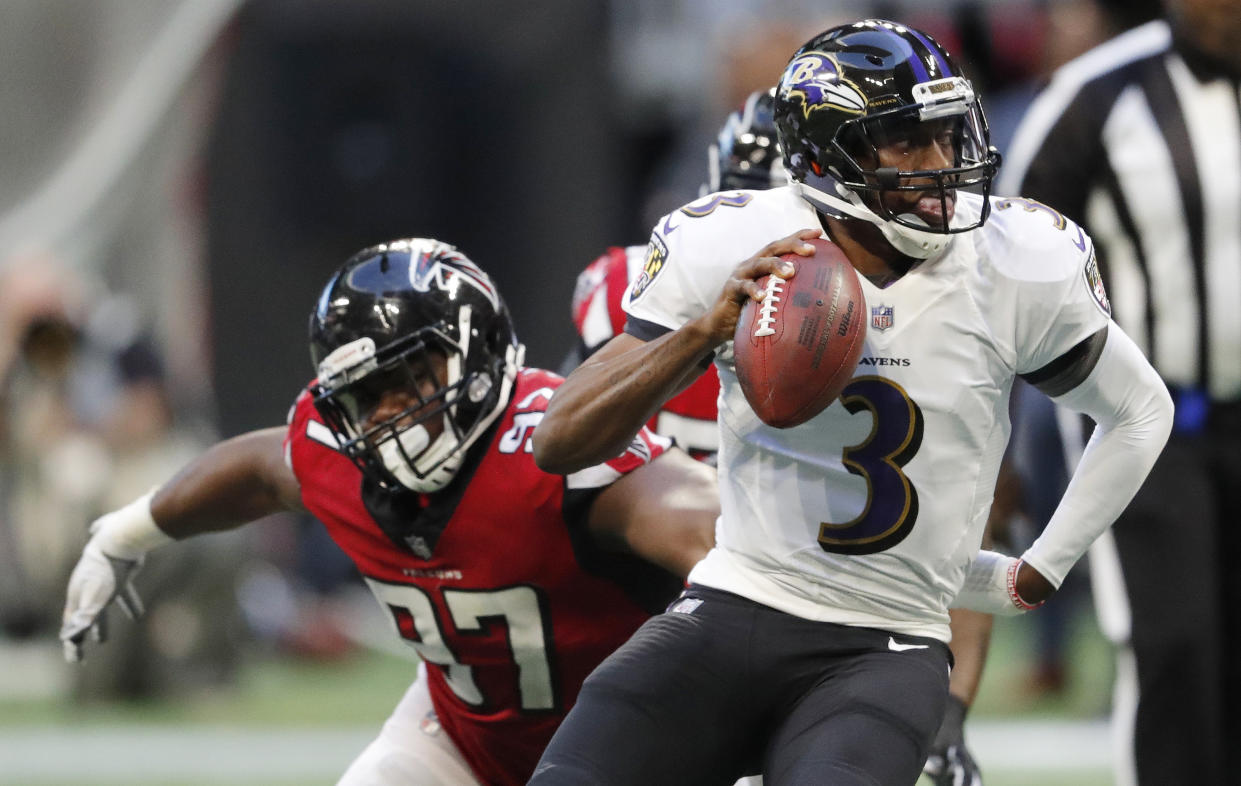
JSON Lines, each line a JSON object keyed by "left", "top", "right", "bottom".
{"left": 753, "top": 277, "right": 785, "bottom": 337}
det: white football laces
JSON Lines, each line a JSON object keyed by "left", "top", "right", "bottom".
{"left": 753, "top": 276, "right": 785, "bottom": 337}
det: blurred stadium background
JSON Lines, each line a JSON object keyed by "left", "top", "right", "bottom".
{"left": 0, "top": 0, "right": 1160, "bottom": 783}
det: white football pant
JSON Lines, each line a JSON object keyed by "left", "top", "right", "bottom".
{"left": 337, "top": 662, "right": 480, "bottom": 786}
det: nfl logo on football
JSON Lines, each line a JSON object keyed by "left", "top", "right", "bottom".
{"left": 871, "top": 304, "right": 894, "bottom": 332}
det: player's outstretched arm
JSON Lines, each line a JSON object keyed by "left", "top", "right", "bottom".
{"left": 60, "top": 427, "right": 303, "bottom": 662}
{"left": 148, "top": 427, "right": 304, "bottom": 537}
{"left": 534, "top": 230, "right": 819, "bottom": 475}
{"left": 584, "top": 447, "right": 719, "bottom": 579}
{"left": 924, "top": 607, "right": 991, "bottom": 786}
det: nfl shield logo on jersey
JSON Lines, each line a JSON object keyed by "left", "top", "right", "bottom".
{"left": 871, "top": 304, "right": 894, "bottom": 332}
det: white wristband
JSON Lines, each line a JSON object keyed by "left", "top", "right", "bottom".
{"left": 88, "top": 490, "right": 175, "bottom": 561}
{"left": 951, "top": 550, "right": 1042, "bottom": 616}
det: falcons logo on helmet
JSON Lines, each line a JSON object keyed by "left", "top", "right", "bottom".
{"left": 403, "top": 241, "right": 501, "bottom": 311}
{"left": 780, "top": 52, "right": 867, "bottom": 119}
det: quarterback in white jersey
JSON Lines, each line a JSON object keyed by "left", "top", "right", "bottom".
{"left": 532, "top": 19, "right": 1172, "bottom": 786}
{"left": 632, "top": 185, "right": 1107, "bottom": 640}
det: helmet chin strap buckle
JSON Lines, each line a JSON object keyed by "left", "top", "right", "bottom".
{"left": 467, "top": 374, "right": 492, "bottom": 403}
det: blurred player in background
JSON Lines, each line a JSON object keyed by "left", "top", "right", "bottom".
{"left": 0, "top": 251, "right": 241, "bottom": 700}
{"left": 567, "top": 88, "right": 991, "bottom": 786}
{"left": 567, "top": 90, "right": 789, "bottom": 460}
{"left": 59, "top": 238, "right": 719, "bottom": 786}
{"left": 1001, "top": 0, "right": 1241, "bottom": 780}
{"left": 533, "top": 19, "right": 1172, "bottom": 785}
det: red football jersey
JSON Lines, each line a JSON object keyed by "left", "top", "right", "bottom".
{"left": 285, "top": 367, "right": 673, "bottom": 786}
{"left": 572, "top": 245, "right": 720, "bottom": 456}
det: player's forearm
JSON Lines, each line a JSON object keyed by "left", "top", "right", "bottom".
{"left": 151, "top": 428, "right": 304, "bottom": 539}
{"left": 1022, "top": 327, "right": 1173, "bottom": 587}
{"left": 607, "top": 448, "right": 718, "bottom": 578}
{"left": 945, "top": 608, "right": 992, "bottom": 706}
{"left": 534, "top": 327, "right": 717, "bottom": 474}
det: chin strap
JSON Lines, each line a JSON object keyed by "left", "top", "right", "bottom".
{"left": 798, "top": 182, "right": 954, "bottom": 260}
{"left": 465, "top": 341, "right": 523, "bottom": 453}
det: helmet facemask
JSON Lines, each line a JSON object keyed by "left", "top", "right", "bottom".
{"left": 797, "top": 79, "right": 999, "bottom": 258}
{"left": 313, "top": 308, "right": 520, "bottom": 494}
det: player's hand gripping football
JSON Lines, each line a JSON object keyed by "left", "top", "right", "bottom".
{"left": 700, "top": 228, "right": 821, "bottom": 344}
{"left": 59, "top": 491, "right": 171, "bottom": 662}
{"left": 923, "top": 695, "right": 982, "bottom": 786}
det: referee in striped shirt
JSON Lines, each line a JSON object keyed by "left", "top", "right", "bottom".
{"left": 1000, "top": 2, "right": 1240, "bottom": 783}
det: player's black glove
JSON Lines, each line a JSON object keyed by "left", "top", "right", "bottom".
{"left": 923, "top": 694, "right": 982, "bottom": 786}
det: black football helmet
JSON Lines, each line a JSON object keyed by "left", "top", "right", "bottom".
{"left": 706, "top": 89, "right": 788, "bottom": 193}
{"left": 773, "top": 19, "right": 1001, "bottom": 258}
{"left": 309, "top": 239, "right": 523, "bottom": 493}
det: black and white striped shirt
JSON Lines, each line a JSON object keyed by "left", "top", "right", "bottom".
{"left": 1000, "top": 20, "right": 1241, "bottom": 404}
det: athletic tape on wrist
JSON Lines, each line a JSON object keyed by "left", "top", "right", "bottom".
{"left": 90, "top": 489, "right": 174, "bottom": 560}
{"left": 953, "top": 550, "right": 1028, "bottom": 616}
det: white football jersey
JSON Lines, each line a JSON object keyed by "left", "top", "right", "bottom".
{"left": 625, "top": 186, "right": 1111, "bottom": 640}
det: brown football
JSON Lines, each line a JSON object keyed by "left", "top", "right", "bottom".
{"left": 733, "top": 237, "right": 866, "bottom": 428}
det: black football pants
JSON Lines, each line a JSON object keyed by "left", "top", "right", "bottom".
{"left": 529, "top": 585, "right": 951, "bottom": 786}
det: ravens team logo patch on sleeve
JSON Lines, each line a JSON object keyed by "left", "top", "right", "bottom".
{"left": 1083, "top": 251, "right": 1111, "bottom": 316}
{"left": 629, "top": 235, "right": 668, "bottom": 303}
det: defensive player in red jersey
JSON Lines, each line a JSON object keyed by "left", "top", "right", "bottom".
{"left": 568, "top": 89, "right": 990, "bottom": 786}
{"left": 58, "top": 238, "right": 718, "bottom": 786}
